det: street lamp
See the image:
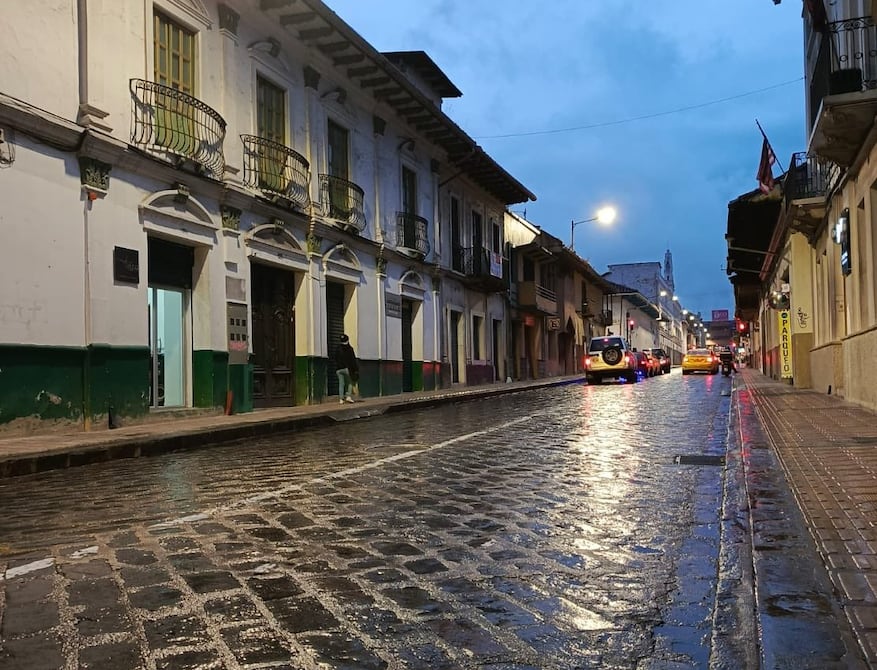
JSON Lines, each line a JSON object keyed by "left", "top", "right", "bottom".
{"left": 570, "top": 206, "right": 616, "bottom": 252}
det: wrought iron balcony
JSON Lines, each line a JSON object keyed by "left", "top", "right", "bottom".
{"left": 319, "top": 174, "right": 366, "bottom": 232}
{"left": 785, "top": 152, "right": 839, "bottom": 201}
{"left": 809, "top": 16, "right": 877, "bottom": 129}
{"left": 453, "top": 246, "right": 506, "bottom": 291}
{"left": 241, "top": 135, "right": 310, "bottom": 210}
{"left": 395, "top": 212, "right": 430, "bottom": 258}
{"left": 130, "top": 79, "right": 226, "bottom": 179}
{"left": 517, "top": 280, "right": 557, "bottom": 315}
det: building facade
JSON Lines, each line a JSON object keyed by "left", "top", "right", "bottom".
{"left": 0, "top": 0, "right": 533, "bottom": 429}
{"left": 728, "top": 0, "right": 877, "bottom": 409}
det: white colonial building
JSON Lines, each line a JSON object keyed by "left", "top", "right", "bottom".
{"left": 0, "top": 0, "right": 533, "bottom": 429}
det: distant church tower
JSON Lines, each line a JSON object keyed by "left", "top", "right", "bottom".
{"left": 663, "top": 249, "right": 675, "bottom": 293}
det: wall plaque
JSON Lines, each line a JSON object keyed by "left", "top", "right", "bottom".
{"left": 385, "top": 292, "right": 402, "bottom": 319}
{"left": 113, "top": 247, "right": 139, "bottom": 284}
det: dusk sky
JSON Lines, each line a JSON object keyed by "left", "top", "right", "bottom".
{"left": 327, "top": 0, "right": 806, "bottom": 319}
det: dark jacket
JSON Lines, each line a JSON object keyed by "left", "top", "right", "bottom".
{"left": 335, "top": 342, "right": 358, "bottom": 373}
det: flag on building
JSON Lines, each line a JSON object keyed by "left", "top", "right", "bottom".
{"left": 756, "top": 138, "right": 776, "bottom": 194}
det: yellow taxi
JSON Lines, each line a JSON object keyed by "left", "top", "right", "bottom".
{"left": 681, "top": 348, "right": 719, "bottom": 375}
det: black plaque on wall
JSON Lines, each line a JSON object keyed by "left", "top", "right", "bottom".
{"left": 113, "top": 247, "right": 140, "bottom": 284}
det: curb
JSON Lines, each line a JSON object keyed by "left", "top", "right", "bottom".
{"left": 0, "top": 376, "right": 585, "bottom": 478}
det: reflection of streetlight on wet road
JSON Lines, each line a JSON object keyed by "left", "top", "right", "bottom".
{"left": 570, "top": 206, "right": 617, "bottom": 253}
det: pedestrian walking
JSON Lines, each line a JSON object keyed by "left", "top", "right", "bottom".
{"left": 334, "top": 333, "right": 358, "bottom": 403}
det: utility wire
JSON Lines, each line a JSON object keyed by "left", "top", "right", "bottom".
{"left": 474, "top": 77, "right": 804, "bottom": 140}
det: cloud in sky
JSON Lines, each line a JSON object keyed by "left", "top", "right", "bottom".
{"left": 327, "top": 0, "right": 805, "bottom": 317}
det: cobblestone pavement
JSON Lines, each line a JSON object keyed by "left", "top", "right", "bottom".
{"left": 738, "top": 370, "right": 877, "bottom": 669}
{"left": 1, "top": 375, "right": 734, "bottom": 669}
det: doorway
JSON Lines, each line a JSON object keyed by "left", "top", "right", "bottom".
{"left": 450, "top": 310, "right": 462, "bottom": 383}
{"left": 326, "top": 281, "right": 347, "bottom": 396}
{"left": 493, "top": 319, "right": 502, "bottom": 382}
{"left": 147, "top": 237, "right": 193, "bottom": 409}
{"left": 402, "top": 299, "right": 414, "bottom": 392}
{"left": 251, "top": 263, "right": 296, "bottom": 407}
{"left": 148, "top": 287, "right": 188, "bottom": 407}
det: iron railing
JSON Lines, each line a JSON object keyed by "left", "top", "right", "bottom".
{"left": 809, "top": 16, "right": 877, "bottom": 128}
{"left": 241, "top": 135, "right": 310, "bottom": 209}
{"left": 319, "top": 174, "right": 366, "bottom": 232}
{"left": 785, "top": 151, "right": 839, "bottom": 201}
{"left": 395, "top": 212, "right": 430, "bottom": 257}
{"left": 455, "top": 246, "right": 505, "bottom": 280}
{"left": 130, "top": 79, "right": 226, "bottom": 179}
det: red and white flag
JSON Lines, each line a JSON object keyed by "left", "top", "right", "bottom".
{"left": 756, "top": 138, "right": 776, "bottom": 194}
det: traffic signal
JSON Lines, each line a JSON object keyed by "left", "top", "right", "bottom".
{"left": 628, "top": 318, "right": 635, "bottom": 330}
{"left": 736, "top": 319, "right": 750, "bottom": 335}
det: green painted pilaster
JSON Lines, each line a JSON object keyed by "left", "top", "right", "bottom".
{"left": 296, "top": 356, "right": 329, "bottom": 404}
{"left": 86, "top": 344, "right": 150, "bottom": 422}
{"left": 381, "top": 360, "right": 403, "bottom": 396}
{"left": 193, "top": 350, "right": 229, "bottom": 409}
{"left": 228, "top": 362, "right": 253, "bottom": 413}
{"left": 412, "top": 362, "right": 424, "bottom": 391}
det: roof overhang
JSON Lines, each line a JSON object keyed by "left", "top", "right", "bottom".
{"left": 381, "top": 51, "right": 462, "bottom": 99}
{"left": 605, "top": 286, "right": 661, "bottom": 319}
{"left": 261, "top": 0, "right": 536, "bottom": 205}
{"left": 725, "top": 188, "right": 781, "bottom": 280}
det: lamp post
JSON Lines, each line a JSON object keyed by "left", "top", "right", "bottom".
{"left": 570, "top": 206, "right": 616, "bottom": 252}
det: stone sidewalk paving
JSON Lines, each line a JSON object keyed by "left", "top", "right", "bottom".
{"left": 737, "top": 368, "right": 877, "bottom": 668}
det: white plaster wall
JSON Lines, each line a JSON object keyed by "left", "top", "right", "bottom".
{"left": 0, "top": 139, "right": 85, "bottom": 346}
{"left": 1, "top": 0, "right": 79, "bottom": 120}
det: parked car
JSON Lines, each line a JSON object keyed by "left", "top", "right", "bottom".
{"left": 585, "top": 336, "right": 638, "bottom": 384}
{"left": 642, "top": 350, "right": 660, "bottom": 377}
{"left": 646, "top": 348, "right": 671, "bottom": 374}
{"left": 632, "top": 351, "right": 655, "bottom": 378}
{"left": 682, "top": 348, "right": 719, "bottom": 375}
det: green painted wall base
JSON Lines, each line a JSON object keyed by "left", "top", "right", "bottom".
{"left": 0, "top": 344, "right": 151, "bottom": 427}
{"left": 0, "top": 344, "right": 248, "bottom": 427}
{"left": 228, "top": 362, "right": 253, "bottom": 414}
{"left": 193, "top": 350, "right": 229, "bottom": 409}
{"left": 291, "top": 356, "right": 447, "bottom": 404}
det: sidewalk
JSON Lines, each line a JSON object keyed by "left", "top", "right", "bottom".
{"left": 735, "top": 367, "right": 877, "bottom": 668}
{"left": 0, "top": 375, "right": 586, "bottom": 478}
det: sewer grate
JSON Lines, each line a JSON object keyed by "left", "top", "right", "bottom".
{"left": 673, "top": 454, "right": 725, "bottom": 466}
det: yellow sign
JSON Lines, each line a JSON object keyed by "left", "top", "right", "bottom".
{"left": 778, "top": 309, "right": 793, "bottom": 378}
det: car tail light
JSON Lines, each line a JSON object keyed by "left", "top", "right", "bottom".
{"left": 584, "top": 357, "right": 591, "bottom": 368}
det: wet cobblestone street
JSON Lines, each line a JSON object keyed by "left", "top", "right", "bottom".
{"left": 0, "top": 375, "right": 733, "bottom": 669}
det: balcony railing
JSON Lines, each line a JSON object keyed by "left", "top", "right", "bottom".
{"left": 241, "top": 135, "right": 310, "bottom": 209}
{"left": 517, "top": 281, "right": 557, "bottom": 314}
{"left": 130, "top": 79, "right": 226, "bottom": 179}
{"left": 456, "top": 246, "right": 504, "bottom": 280}
{"left": 395, "top": 212, "right": 430, "bottom": 257}
{"left": 319, "top": 174, "right": 366, "bottom": 232}
{"left": 785, "top": 151, "right": 839, "bottom": 201}
{"left": 809, "top": 16, "right": 877, "bottom": 128}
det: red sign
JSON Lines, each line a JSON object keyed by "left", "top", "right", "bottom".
{"left": 523, "top": 315, "right": 536, "bottom": 327}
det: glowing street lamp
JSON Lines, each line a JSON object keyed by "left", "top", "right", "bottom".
{"left": 570, "top": 206, "right": 617, "bottom": 252}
